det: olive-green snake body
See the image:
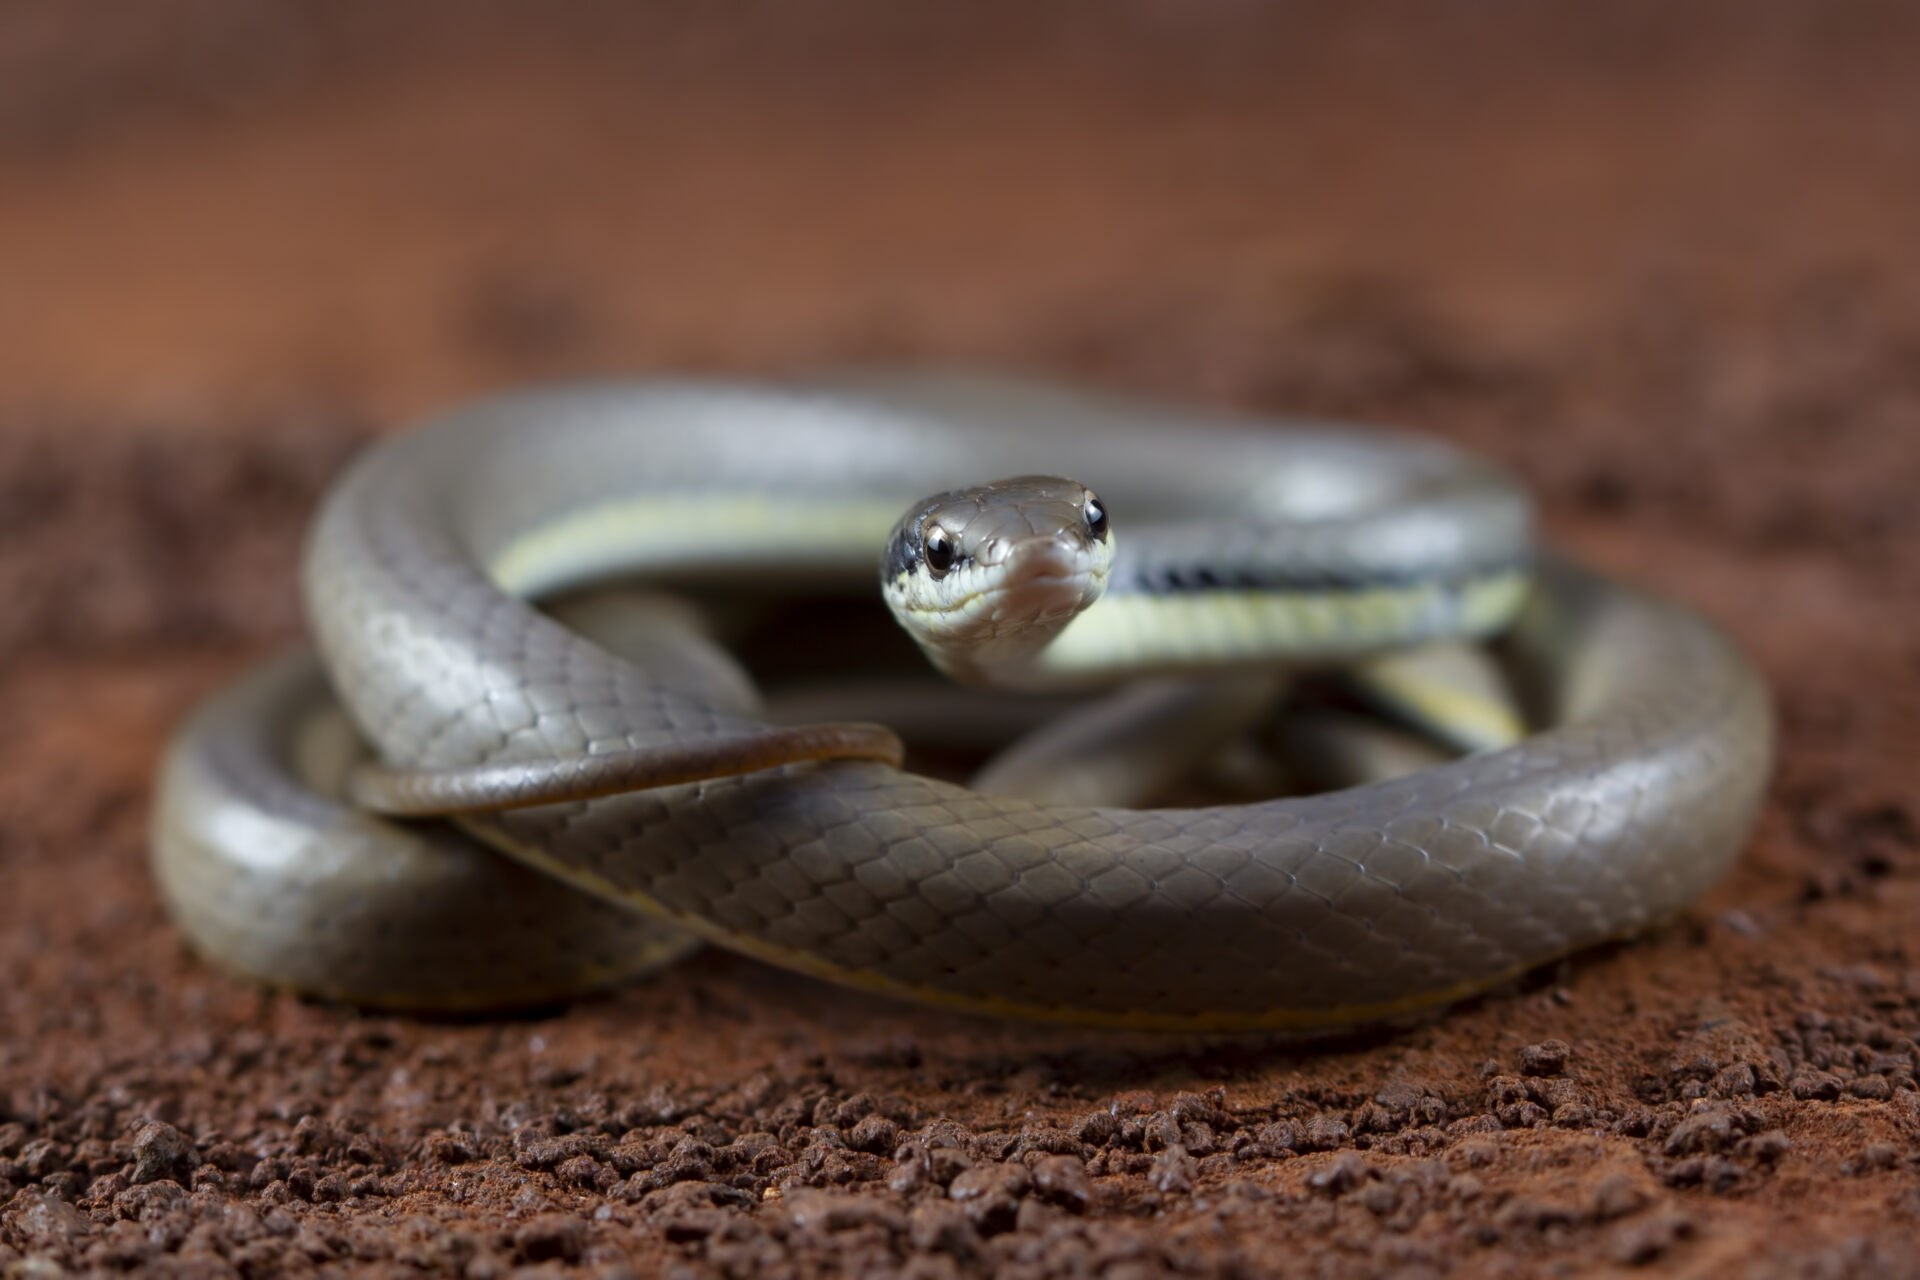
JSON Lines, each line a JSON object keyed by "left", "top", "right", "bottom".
{"left": 152, "top": 377, "right": 1772, "bottom": 1030}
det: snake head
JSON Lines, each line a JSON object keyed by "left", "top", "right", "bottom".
{"left": 880, "top": 475, "right": 1113, "bottom": 685}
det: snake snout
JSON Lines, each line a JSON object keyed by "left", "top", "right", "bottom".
{"left": 992, "top": 529, "right": 1103, "bottom": 620}
{"left": 1000, "top": 530, "right": 1087, "bottom": 582}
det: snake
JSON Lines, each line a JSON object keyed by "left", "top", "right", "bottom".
{"left": 151, "top": 375, "right": 1773, "bottom": 1032}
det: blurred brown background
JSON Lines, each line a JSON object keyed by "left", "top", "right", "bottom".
{"left": 2, "top": 4, "right": 1918, "bottom": 1277}
{"left": 8, "top": 2, "right": 1920, "bottom": 414}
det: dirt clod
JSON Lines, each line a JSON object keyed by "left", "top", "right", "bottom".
{"left": 1519, "top": 1039, "right": 1572, "bottom": 1076}
{"left": 127, "top": 1122, "right": 198, "bottom": 1187}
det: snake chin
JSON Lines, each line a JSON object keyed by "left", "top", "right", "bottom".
{"left": 898, "top": 556, "right": 1109, "bottom": 685}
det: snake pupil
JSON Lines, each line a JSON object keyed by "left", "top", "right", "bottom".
{"left": 923, "top": 525, "right": 956, "bottom": 576}
{"left": 1084, "top": 493, "right": 1109, "bottom": 541}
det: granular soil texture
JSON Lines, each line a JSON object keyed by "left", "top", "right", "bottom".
{"left": 2, "top": 4, "right": 1919, "bottom": 1277}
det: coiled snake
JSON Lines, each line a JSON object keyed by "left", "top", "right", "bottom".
{"left": 152, "top": 376, "right": 1772, "bottom": 1031}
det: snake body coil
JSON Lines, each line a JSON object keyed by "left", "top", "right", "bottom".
{"left": 153, "top": 377, "right": 1772, "bottom": 1030}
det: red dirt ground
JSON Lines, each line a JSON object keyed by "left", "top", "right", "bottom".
{"left": 1, "top": 4, "right": 1917, "bottom": 1276}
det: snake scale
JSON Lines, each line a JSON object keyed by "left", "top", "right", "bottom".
{"left": 152, "top": 376, "right": 1773, "bottom": 1031}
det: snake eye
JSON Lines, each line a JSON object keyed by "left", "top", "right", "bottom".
{"left": 923, "top": 525, "right": 957, "bottom": 577}
{"left": 1083, "top": 493, "right": 1109, "bottom": 541}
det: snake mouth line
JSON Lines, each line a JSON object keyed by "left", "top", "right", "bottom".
{"left": 888, "top": 572, "right": 1109, "bottom": 643}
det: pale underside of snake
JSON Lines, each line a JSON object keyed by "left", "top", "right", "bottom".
{"left": 151, "top": 375, "right": 1773, "bottom": 1032}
